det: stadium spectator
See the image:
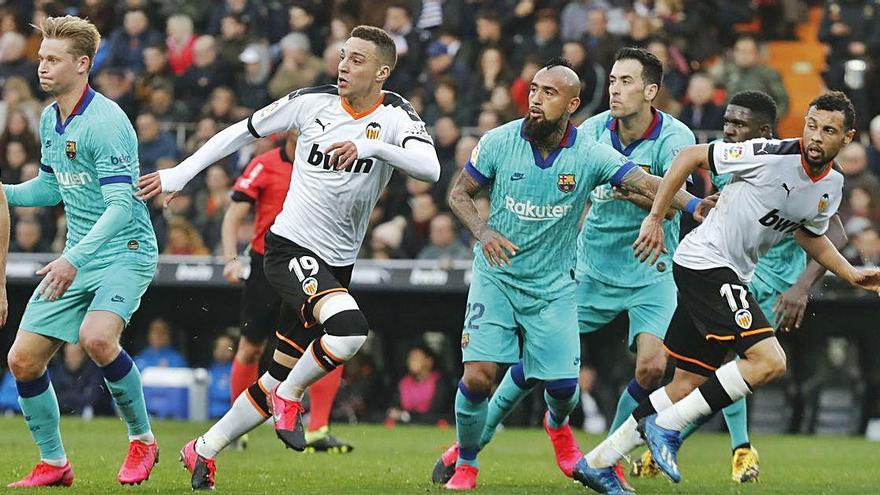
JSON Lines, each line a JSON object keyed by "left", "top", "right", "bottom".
{"left": 267, "top": 33, "right": 322, "bottom": 99}
{"left": 336, "top": 352, "right": 385, "bottom": 423}
{"left": 208, "top": 334, "right": 234, "bottom": 418}
{"left": 418, "top": 213, "right": 472, "bottom": 262}
{"left": 433, "top": 116, "right": 461, "bottom": 170}
{"left": 135, "top": 318, "right": 188, "bottom": 371}
{"left": 484, "top": 85, "right": 520, "bottom": 123}
{"left": 844, "top": 218, "right": 880, "bottom": 266}
{"left": 185, "top": 117, "right": 220, "bottom": 157}
{"left": 401, "top": 193, "right": 439, "bottom": 258}
{"left": 646, "top": 38, "right": 688, "bottom": 101}
{"left": 842, "top": 186, "right": 879, "bottom": 226}
{"left": 207, "top": 0, "right": 265, "bottom": 37}
{"left": 421, "top": 32, "right": 473, "bottom": 98}
{"left": 0, "top": 76, "right": 41, "bottom": 134}
{"left": 621, "top": 14, "right": 655, "bottom": 49}
{"left": 194, "top": 164, "right": 232, "bottom": 251}
{"left": 142, "top": 81, "right": 190, "bottom": 123}
{"left": 235, "top": 44, "right": 271, "bottom": 112}
{"left": 840, "top": 142, "right": 880, "bottom": 202}
{"left": 201, "top": 86, "right": 249, "bottom": 126}
{"left": 287, "top": 3, "right": 327, "bottom": 59}
{"left": 78, "top": 0, "right": 117, "bottom": 36}
{"left": 510, "top": 56, "right": 542, "bottom": 116}
{"left": 175, "top": 35, "right": 235, "bottom": 118}
{"left": 384, "top": 3, "right": 423, "bottom": 93}
{"left": 51, "top": 344, "right": 113, "bottom": 417}
{"left": 0, "top": 31, "right": 39, "bottom": 95}
{"left": 103, "top": 8, "right": 163, "bottom": 74}
{"left": 369, "top": 218, "right": 405, "bottom": 259}
{"left": 165, "top": 14, "right": 197, "bottom": 76}
{"left": 818, "top": 0, "right": 872, "bottom": 130}
{"left": 412, "top": 0, "right": 470, "bottom": 37}
{"left": 137, "top": 112, "right": 179, "bottom": 174}
{"left": 1, "top": 140, "right": 29, "bottom": 184}
{"left": 11, "top": 217, "right": 48, "bottom": 253}
{"left": 868, "top": 115, "right": 880, "bottom": 176}
{"left": 217, "top": 13, "right": 254, "bottom": 72}
{"left": 94, "top": 67, "right": 137, "bottom": 117}
{"left": 424, "top": 77, "right": 470, "bottom": 126}
{"left": 1, "top": 108, "right": 39, "bottom": 158}
{"left": 313, "top": 41, "right": 343, "bottom": 87}
{"left": 386, "top": 345, "right": 452, "bottom": 425}
{"left": 581, "top": 8, "right": 622, "bottom": 71}
{"left": 474, "top": 9, "right": 509, "bottom": 57}
{"left": 563, "top": 40, "right": 607, "bottom": 120}
{"left": 679, "top": 73, "right": 724, "bottom": 131}
{"left": 470, "top": 47, "right": 514, "bottom": 109}
{"left": 476, "top": 109, "right": 500, "bottom": 136}
{"left": 515, "top": 9, "right": 563, "bottom": 69}
{"left": 716, "top": 35, "right": 790, "bottom": 118}
{"left": 134, "top": 43, "right": 174, "bottom": 105}
{"left": 163, "top": 217, "right": 211, "bottom": 255}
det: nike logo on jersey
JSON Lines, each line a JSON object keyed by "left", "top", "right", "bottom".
{"left": 315, "top": 118, "right": 330, "bottom": 131}
{"left": 510, "top": 173, "right": 525, "bottom": 181}
{"left": 758, "top": 209, "right": 805, "bottom": 233}
{"left": 781, "top": 182, "right": 794, "bottom": 197}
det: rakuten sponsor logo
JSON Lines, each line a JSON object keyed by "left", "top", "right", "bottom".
{"left": 504, "top": 196, "right": 572, "bottom": 221}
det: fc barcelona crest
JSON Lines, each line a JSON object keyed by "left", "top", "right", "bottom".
{"left": 65, "top": 140, "right": 77, "bottom": 159}
{"left": 557, "top": 174, "right": 576, "bottom": 193}
{"left": 365, "top": 122, "right": 381, "bottom": 140}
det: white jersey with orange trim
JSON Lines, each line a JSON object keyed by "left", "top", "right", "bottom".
{"left": 158, "top": 84, "right": 439, "bottom": 266}
{"left": 674, "top": 138, "right": 843, "bottom": 283}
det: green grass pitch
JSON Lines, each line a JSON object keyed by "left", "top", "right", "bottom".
{"left": 0, "top": 417, "right": 874, "bottom": 494}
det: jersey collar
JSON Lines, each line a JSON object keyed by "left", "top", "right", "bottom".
{"left": 340, "top": 94, "right": 384, "bottom": 120}
{"left": 519, "top": 120, "right": 577, "bottom": 169}
{"left": 798, "top": 138, "right": 833, "bottom": 183}
{"left": 54, "top": 85, "right": 96, "bottom": 135}
{"left": 606, "top": 107, "right": 663, "bottom": 156}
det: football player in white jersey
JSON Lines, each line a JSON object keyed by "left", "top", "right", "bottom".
{"left": 136, "top": 26, "right": 440, "bottom": 490}
{"left": 572, "top": 91, "right": 880, "bottom": 494}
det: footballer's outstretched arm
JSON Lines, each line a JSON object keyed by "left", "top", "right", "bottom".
{"left": 136, "top": 119, "right": 257, "bottom": 200}
{"left": 327, "top": 138, "right": 441, "bottom": 183}
{"left": 775, "top": 214, "right": 847, "bottom": 329}
{"left": 448, "top": 170, "right": 517, "bottom": 267}
{"left": 794, "top": 227, "right": 880, "bottom": 292}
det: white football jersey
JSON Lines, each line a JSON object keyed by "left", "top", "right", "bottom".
{"left": 674, "top": 138, "right": 843, "bottom": 283}
{"left": 247, "top": 85, "right": 434, "bottom": 266}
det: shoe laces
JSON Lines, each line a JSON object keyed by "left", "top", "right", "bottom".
{"left": 124, "top": 442, "right": 150, "bottom": 468}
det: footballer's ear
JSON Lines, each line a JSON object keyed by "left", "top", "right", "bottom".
{"left": 375, "top": 64, "right": 391, "bottom": 83}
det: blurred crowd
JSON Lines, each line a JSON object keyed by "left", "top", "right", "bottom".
{"left": 0, "top": 0, "right": 880, "bottom": 264}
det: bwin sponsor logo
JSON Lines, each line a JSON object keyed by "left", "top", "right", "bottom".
{"left": 56, "top": 171, "right": 93, "bottom": 187}
{"left": 504, "top": 196, "right": 572, "bottom": 221}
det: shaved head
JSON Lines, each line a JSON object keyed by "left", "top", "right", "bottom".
{"left": 536, "top": 64, "right": 581, "bottom": 100}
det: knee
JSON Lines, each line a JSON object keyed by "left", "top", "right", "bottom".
{"left": 635, "top": 353, "right": 667, "bottom": 388}
{"left": 462, "top": 364, "right": 496, "bottom": 395}
{"left": 763, "top": 352, "right": 787, "bottom": 383}
{"left": 79, "top": 333, "right": 119, "bottom": 364}
{"left": 7, "top": 347, "right": 44, "bottom": 381}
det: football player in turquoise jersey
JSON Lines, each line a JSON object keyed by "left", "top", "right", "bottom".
{"left": 574, "top": 47, "right": 695, "bottom": 488}
{"left": 632, "top": 91, "right": 847, "bottom": 483}
{"left": 434, "top": 58, "right": 711, "bottom": 491}
{"left": 4, "top": 16, "right": 159, "bottom": 488}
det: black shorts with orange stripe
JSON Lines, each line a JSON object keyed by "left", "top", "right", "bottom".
{"left": 664, "top": 263, "right": 774, "bottom": 376}
{"left": 263, "top": 231, "right": 354, "bottom": 354}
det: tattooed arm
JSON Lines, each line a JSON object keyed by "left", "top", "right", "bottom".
{"left": 447, "top": 171, "right": 518, "bottom": 267}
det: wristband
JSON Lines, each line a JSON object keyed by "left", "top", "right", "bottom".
{"left": 685, "top": 197, "right": 700, "bottom": 215}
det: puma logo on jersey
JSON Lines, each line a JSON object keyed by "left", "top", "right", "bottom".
{"left": 306, "top": 143, "right": 374, "bottom": 174}
{"left": 315, "top": 118, "right": 329, "bottom": 131}
{"left": 758, "top": 209, "right": 804, "bottom": 233}
{"left": 781, "top": 182, "right": 794, "bottom": 197}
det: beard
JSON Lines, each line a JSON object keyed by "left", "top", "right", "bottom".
{"left": 523, "top": 114, "right": 564, "bottom": 142}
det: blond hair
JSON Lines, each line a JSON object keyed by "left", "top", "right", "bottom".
{"left": 37, "top": 16, "right": 101, "bottom": 70}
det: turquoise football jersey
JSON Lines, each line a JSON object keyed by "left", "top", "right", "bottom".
{"left": 37, "top": 87, "right": 157, "bottom": 263}
{"left": 712, "top": 170, "right": 805, "bottom": 293}
{"left": 576, "top": 109, "right": 695, "bottom": 287}
{"left": 466, "top": 119, "right": 635, "bottom": 299}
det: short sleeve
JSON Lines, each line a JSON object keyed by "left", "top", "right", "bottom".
{"left": 588, "top": 142, "right": 636, "bottom": 188}
{"left": 247, "top": 92, "right": 308, "bottom": 139}
{"left": 708, "top": 140, "right": 771, "bottom": 180}
{"left": 90, "top": 116, "right": 138, "bottom": 186}
{"left": 803, "top": 190, "right": 842, "bottom": 236}
{"left": 232, "top": 158, "right": 266, "bottom": 202}
{"left": 463, "top": 134, "right": 495, "bottom": 186}
{"left": 388, "top": 98, "right": 434, "bottom": 148}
